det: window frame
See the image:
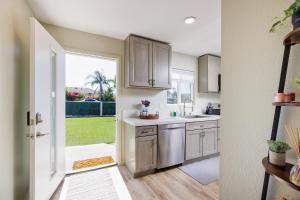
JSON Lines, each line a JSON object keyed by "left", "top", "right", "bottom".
{"left": 167, "top": 68, "right": 194, "bottom": 105}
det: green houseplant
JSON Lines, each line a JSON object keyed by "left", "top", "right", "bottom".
{"left": 270, "top": 0, "right": 300, "bottom": 32}
{"left": 267, "top": 140, "right": 291, "bottom": 166}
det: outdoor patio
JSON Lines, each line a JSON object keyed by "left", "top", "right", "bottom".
{"left": 65, "top": 143, "right": 116, "bottom": 173}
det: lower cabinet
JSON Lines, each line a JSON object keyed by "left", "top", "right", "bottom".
{"left": 186, "top": 121, "right": 218, "bottom": 160}
{"left": 125, "top": 120, "right": 220, "bottom": 177}
{"left": 136, "top": 135, "right": 157, "bottom": 173}
{"left": 124, "top": 124, "right": 157, "bottom": 177}
{"left": 202, "top": 128, "right": 218, "bottom": 156}
{"left": 186, "top": 130, "right": 203, "bottom": 160}
{"left": 217, "top": 127, "right": 220, "bottom": 152}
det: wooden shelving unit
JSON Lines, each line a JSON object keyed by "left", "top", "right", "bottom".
{"left": 272, "top": 102, "right": 300, "bottom": 106}
{"left": 262, "top": 157, "right": 300, "bottom": 192}
{"left": 261, "top": 28, "right": 300, "bottom": 199}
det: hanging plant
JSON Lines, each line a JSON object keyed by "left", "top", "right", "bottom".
{"left": 270, "top": 0, "right": 300, "bottom": 32}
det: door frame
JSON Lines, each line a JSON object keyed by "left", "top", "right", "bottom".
{"left": 64, "top": 48, "right": 121, "bottom": 165}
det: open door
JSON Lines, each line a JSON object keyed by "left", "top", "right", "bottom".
{"left": 29, "top": 18, "right": 65, "bottom": 200}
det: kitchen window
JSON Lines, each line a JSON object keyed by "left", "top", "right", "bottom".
{"left": 167, "top": 69, "right": 194, "bottom": 104}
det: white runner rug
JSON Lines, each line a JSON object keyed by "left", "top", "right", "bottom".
{"left": 60, "top": 167, "right": 132, "bottom": 200}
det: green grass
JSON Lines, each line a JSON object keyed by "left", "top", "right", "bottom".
{"left": 66, "top": 117, "right": 116, "bottom": 146}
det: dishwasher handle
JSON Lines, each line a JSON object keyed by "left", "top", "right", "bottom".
{"left": 158, "top": 123, "right": 185, "bottom": 131}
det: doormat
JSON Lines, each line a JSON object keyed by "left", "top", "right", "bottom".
{"left": 73, "top": 156, "right": 115, "bottom": 170}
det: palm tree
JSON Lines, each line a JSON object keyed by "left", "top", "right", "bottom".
{"left": 107, "top": 76, "right": 116, "bottom": 90}
{"left": 85, "top": 71, "right": 111, "bottom": 101}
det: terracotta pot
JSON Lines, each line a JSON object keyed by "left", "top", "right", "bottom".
{"left": 274, "top": 93, "right": 285, "bottom": 102}
{"left": 269, "top": 150, "right": 286, "bottom": 167}
{"left": 283, "top": 92, "right": 295, "bottom": 102}
{"left": 274, "top": 92, "right": 295, "bottom": 102}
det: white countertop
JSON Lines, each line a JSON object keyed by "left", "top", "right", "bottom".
{"left": 123, "top": 115, "right": 221, "bottom": 126}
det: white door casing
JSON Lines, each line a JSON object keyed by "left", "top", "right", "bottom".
{"left": 29, "top": 18, "right": 65, "bottom": 200}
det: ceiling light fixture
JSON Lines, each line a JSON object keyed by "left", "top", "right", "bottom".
{"left": 184, "top": 16, "right": 196, "bottom": 24}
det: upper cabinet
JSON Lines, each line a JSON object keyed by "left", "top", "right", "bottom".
{"left": 152, "top": 42, "right": 172, "bottom": 88}
{"left": 125, "top": 35, "right": 171, "bottom": 89}
{"left": 198, "top": 54, "right": 221, "bottom": 93}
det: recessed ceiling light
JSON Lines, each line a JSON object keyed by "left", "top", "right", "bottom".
{"left": 184, "top": 16, "right": 196, "bottom": 24}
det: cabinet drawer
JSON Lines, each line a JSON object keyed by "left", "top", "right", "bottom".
{"left": 136, "top": 126, "right": 157, "bottom": 137}
{"left": 186, "top": 121, "right": 217, "bottom": 131}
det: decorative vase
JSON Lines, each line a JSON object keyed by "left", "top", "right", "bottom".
{"left": 269, "top": 150, "right": 286, "bottom": 167}
{"left": 292, "top": 9, "right": 300, "bottom": 30}
{"left": 290, "top": 159, "right": 300, "bottom": 187}
{"left": 140, "top": 105, "right": 148, "bottom": 116}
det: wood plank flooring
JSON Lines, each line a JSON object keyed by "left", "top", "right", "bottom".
{"left": 118, "top": 166, "right": 219, "bottom": 200}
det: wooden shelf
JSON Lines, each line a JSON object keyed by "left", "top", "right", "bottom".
{"left": 284, "top": 27, "right": 300, "bottom": 46}
{"left": 262, "top": 157, "right": 300, "bottom": 192}
{"left": 272, "top": 102, "right": 300, "bottom": 106}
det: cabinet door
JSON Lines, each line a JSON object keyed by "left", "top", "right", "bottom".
{"left": 203, "top": 128, "right": 218, "bottom": 156}
{"left": 152, "top": 42, "right": 171, "bottom": 88}
{"left": 129, "top": 36, "right": 152, "bottom": 87}
{"left": 136, "top": 135, "right": 157, "bottom": 172}
{"left": 207, "top": 55, "right": 220, "bottom": 92}
{"left": 186, "top": 130, "right": 203, "bottom": 160}
{"left": 217, "top": 127, "right": 220, "bottom": 152}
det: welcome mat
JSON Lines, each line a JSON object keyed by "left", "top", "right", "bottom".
{"left": 73, "top": 156, "right": 114, "bottom": 170}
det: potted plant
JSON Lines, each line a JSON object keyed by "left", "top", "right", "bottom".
{"left": 267, "top": 140, "right": 291, "bottom": 166}
{"left": 270, "top": 0, "right": 300, "bottom": 32}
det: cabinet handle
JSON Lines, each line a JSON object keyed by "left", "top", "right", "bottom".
{"left": 141, "top": 128, "right": 153, "bottom": 133}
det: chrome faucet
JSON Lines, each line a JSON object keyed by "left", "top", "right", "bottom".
{"left": 183, "top": 100, "right": 193, "bottom": 116}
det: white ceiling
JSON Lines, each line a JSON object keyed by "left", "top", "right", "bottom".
{"left": 27, "top": 0, "right": 221, "bottom": 56}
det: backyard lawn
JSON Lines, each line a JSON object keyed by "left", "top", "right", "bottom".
{"left": 66, "top": 117, "right": 116, "bottom": 146}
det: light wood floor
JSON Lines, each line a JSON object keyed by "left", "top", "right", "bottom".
{"left": 118, "top": 166, "right": 219, "bottom": 200}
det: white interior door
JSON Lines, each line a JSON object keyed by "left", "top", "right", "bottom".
{"left": 29, "top": 18, "right": 65, "bottom": 200}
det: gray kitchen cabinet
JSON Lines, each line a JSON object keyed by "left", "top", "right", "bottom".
{"left": 186, "top": 130, "right": 203, "bottom": 160}
{"left": 152, "top": 42, "right": 171, "bottom": 88}
{"left": 126, "top": 36, "right": 152, "bottom": 87}
{"left": 217, "top": 120, "right": 221, "bottom": 152}
{"left": 198, "top": 54, "right": 221, "bottom": 93}
{"left": 125, "top": 35, "right": 171, "bottom": 89}
{"left": 185, "top": 121, "right": 218, "bottom": 160}
{"left": 124, "top": 124, "right": 157, "bottom": 177}
{"left": 202, "top": 128, "right": 218, "bottom": 156}
{"left": 217, "top": 127, "right": 220, "bottom": 152}
{"left": 136, "top": 135, "right": 157, "bottom": 173}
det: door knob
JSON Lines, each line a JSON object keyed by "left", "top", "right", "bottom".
{"left": 36, "top": 131, "right": 49, "bottom": 137}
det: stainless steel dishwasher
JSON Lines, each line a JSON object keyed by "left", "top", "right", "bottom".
{"left": 157, "top": 123, "right": 185, "bottom": 169}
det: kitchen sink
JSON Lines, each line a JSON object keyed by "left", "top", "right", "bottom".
{"left": 182, "top": 115, "right": 211, "bottom": 119}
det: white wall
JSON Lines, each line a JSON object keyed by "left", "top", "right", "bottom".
{"left": 43, "top": 24, "right": 220, "bottom": 162}
{"left": 221, "top": 0, "right": 300, "bottom": 199}
{"left": 0, "top": 0, "right": 33, "bottom": 199}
